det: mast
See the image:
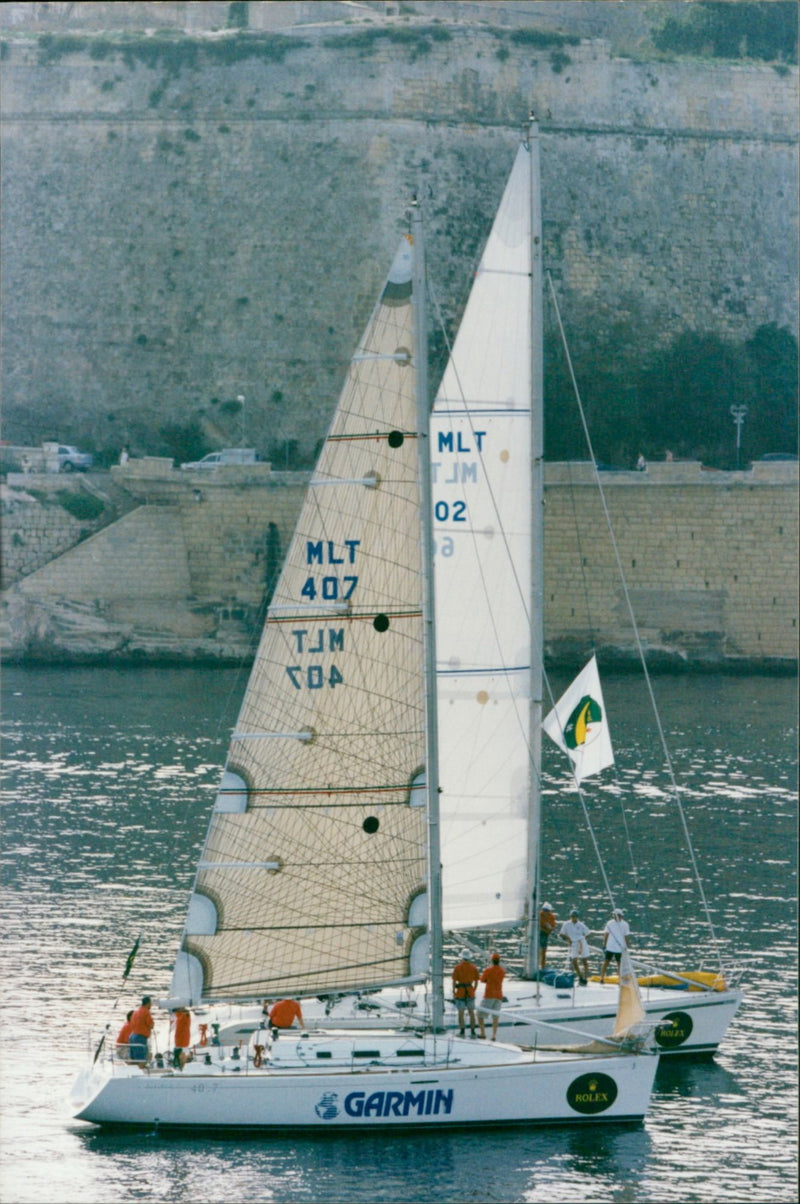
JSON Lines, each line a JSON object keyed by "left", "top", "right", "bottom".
{"left": 523, "top": 114, "right": 545, "bottom": 978}
{"left": 412, "top": 198, "right": 445, "bottom": 1030}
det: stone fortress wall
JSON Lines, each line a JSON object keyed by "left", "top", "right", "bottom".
{"left": 1, "top": 4, "right": 797, "bottom": 458}
{"left": 1, "top": 3, "right": 796, "bottom": 667}
{"left": 1, "top": 458, "right": 796, "bottom": 667}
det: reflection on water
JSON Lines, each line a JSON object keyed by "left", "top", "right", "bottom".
{"left": 0, "top": 667, "right": 796, "bottom": 1203}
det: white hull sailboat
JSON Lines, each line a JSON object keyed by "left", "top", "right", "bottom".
{"left": 71, "top": 122, "right": 657, "bottom": 1131}
{"left": 71, "top": 1031, "right": 654, "bottom": 1130}
{"left": 208, "top": 116, "right": 743, "bottom": 1060}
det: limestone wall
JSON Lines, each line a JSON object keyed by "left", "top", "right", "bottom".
{"left": 0, "top": 473, "right": 123, "bottom": 585}
{"left": 1, "top": 464, "right": 308, "bottom": 661}
{"left": 1, "top": 484, "right": 86, "bottom": 585}
{"left": 543, "top": 460, "right": 798, "bottom": 664}
{"left": 1, "top": 460, "right": 795, "bottom": 667}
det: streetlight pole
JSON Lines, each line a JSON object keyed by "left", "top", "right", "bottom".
{"left": 730, "top": 404, "right": 747, "bottom": 469}
{"left": 237, "top": 395, "right": 245, "bottom": 447}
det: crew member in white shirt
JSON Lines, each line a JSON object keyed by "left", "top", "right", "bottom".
{"left": 560, "top": 909, "right": 591, "bottom": 985}
{"left": 600, "top": 908, "right": 631, "bottom": 983}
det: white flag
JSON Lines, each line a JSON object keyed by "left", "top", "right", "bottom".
{"left": 542, "top": 655, "right": 614, "bottom": 782}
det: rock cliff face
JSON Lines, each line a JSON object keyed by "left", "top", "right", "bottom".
{"left": 1, "top": 23, "right": 797, "bottom": 460}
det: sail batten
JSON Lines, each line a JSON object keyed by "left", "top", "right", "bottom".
{"left": 435, "top": 405, "right": 531, "bottom": 414}
{"left": 231, "top": 732, "right": 315, "bottom": 740}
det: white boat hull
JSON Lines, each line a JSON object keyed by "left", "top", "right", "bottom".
{"left": 212, "top": 979, "right": 743, "bottom": 1057}
{"left": 71, "top": 1032, "right": 657, "bottom": 1130}
{"left": 469, "top": 980, "right": 744, "bottom": 1057}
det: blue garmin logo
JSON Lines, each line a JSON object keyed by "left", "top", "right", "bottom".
{"left": 346, "top": 1088, "right": 453, "bottom": 1118}
{"left": 315, "top": 1087, "right": 454, "bottom": 1121}
{"left": 315, "top": 1092, "right": 340, "bottom": 1119}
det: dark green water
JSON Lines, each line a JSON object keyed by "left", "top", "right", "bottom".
{"left": 1, "top": 667, "right": 796, "bottom": 1203}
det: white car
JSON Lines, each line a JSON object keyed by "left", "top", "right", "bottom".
{"left": 56, "top": 445, "right": 93, "bottom": 472}
{"left": 180, "top": 449, "right": 262, "bottom": 470}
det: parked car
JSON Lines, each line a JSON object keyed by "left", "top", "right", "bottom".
{"left": 56, "top": 445, "right": 93, "bottom": 472}
{"left": 180, "top": 448, "right": 262, "bottom": 470}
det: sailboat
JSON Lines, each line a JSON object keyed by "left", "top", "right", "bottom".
{"left": 164, "top": 119, "right": 742, "bottom": 1060}
{"left": 209, "top": 118, "right": 743, "bottom": 1057}
{"left": 70, "top": 125, "right": 657, "bottom": 1130}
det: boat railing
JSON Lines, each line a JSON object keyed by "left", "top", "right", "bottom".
{"left": 491, "top": 1006, "right": 650, "bottom": 1056}
{"left": 99, "top": 1031, "right": 474, "bottom": 1075}
{"left": 581, "top": 943, "right": 740, "bottom": 992}
{"left": 693, "top": 958, "right": 745, "bottom": 987}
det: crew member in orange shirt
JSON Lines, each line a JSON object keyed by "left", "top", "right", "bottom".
{"left": 538, "top": 902, "right": 558, "bottom": 970}
{"left": 452, "top": 949, "right": 479, "bottom": 1038}
{"left": 115, "top": 1010, "right": 134, "bottom": 1059}
{"left": 268, "top": 998, "right": 306, "bottom": 1034}
{"left": 171, "top": 1006, "right": 193, "bottom": 1068}
{"left": 478, "top": 952, "right": 506, "bottom": 1041}
{"left": 128, "top": 995, "right": 155, "bottom": 1064}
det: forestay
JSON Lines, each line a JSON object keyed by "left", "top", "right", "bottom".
{"left": 172, "top": 238, "right": 430, "bottom": 1004}
{"left": 432, "top": 144, "right": 533, "bottom": 929}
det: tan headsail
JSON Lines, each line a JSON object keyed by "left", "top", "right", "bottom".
{"left": 537, "top": 948, "right": 649, "bottom": 1054}
{"left": 611, "top": 947, "right": 646, "bottom": 1040}
{"left": 172, "top": 238, "right": 429, "bottom": 1003}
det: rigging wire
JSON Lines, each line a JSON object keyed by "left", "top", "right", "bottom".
{"left": 563, "top": 459, "right": 645, "bottom": 919}
{"left": 546, "top": 270, "right": 726, "bottom": 970}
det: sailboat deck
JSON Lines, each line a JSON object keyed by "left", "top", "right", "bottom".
{"left": 259, "top": 1031, "right": 580, "bottom": 1070}
{"left": 208, "top": 971, "right": 742, "bottom": 1058}
{"left": 105, "top": 1031, "right": 633, "bottom": 1084}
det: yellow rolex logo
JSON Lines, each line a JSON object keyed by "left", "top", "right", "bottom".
{"left": 567, "top": 1072, "right": 618, "bottom": 1114}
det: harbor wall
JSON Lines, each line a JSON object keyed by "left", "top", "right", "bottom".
{"left": 1, "top": 460, "right": 796, "bottom": 668}
{"left": 543, "top": 459, "right": 797, "bottom": 666}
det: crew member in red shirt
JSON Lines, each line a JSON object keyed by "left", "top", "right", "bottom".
{"left": 116, "top": 1010, "right": 134, "bottom": 1059}
{"left": 478, "top": 953, "right": 506, "bottom": 1041}
{"left": 452, "top": 950, "right": 479, "bottom": 1038}
{"left": 171, "top": 1006, "right": 193, "bottom": 1068}
{"left": 268, "top": 999, "right": 306, "bottom": 1034}
{"left": 538, "top": 902, "right": 558, "bottom": 970}
{"left": 128, "top": 995, "right": 155, "bottom": 1064}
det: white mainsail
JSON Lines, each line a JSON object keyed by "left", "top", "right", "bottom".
{"left": 432, "top": 144, "right": 533, "bottom": 929}
{"left": 172, "top": 238, "right": 430, "bottom": 1003}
